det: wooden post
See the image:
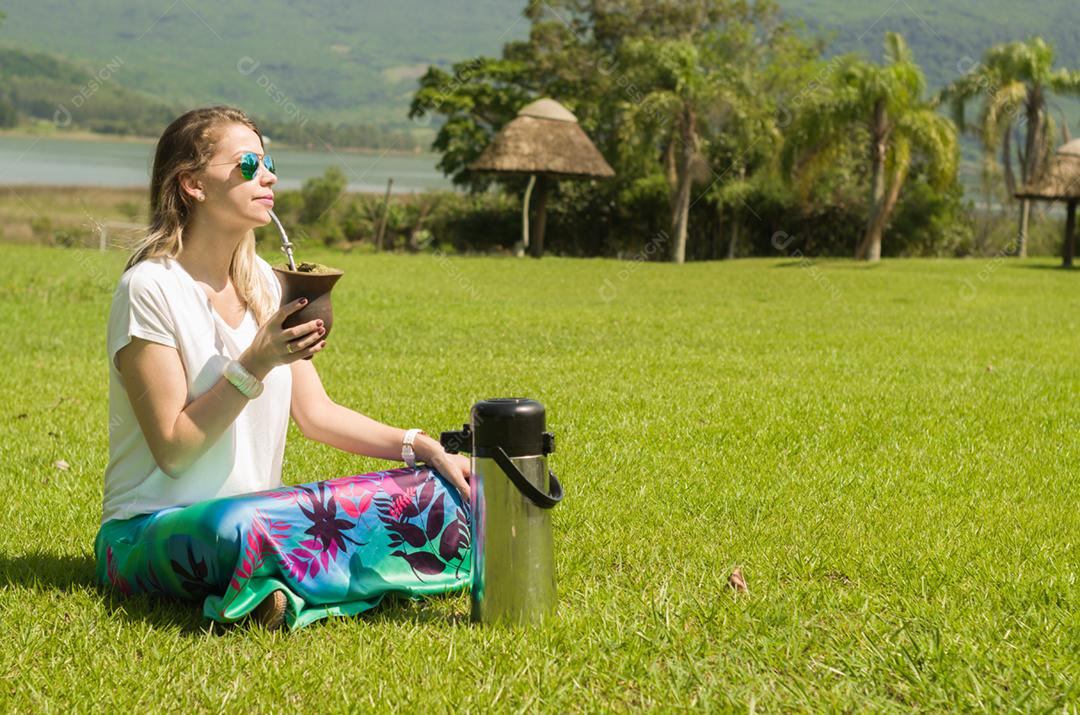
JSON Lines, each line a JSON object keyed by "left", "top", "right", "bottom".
{"left": 520, "top": 174, "right": 536, "bottom": 257}
{"left": 530, "top": 174, "right": 549, "bottom": 259}
{"left": 1064, "top": 199, "right": 1077, "bottom": 268}
{"left": 99, "top": 224, "right": 107, "bottom": 252}
{"left": 375, "top": 177, "right": 393, "bottom": 252}
{"left": 1016, "top": 198, "right": 1030, "bottom": 257}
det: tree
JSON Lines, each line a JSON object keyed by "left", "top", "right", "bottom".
{"left": 618, "top": 36, "right": 719, "bottom": 264}
{"left": 408, "top": 57, "right": 534, "bottom": 192}
{"left": 408, "top": 0, "right": 811, "bottom": 262}
{"left": 700, "top": 20, "right": 821, "bottom": 259}
{"left": 941, "top": 37, "right": 1080, "bottom": 257}
{"left": 299, "top": 166, "right": 347, "bottom": 225}
{"left": 568, "top": 0, "right": 802, "bottom": 263}
{"left": 783, "top": 32, "right": 958, "bottom": 261}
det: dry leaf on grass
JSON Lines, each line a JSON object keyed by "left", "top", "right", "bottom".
{"left": 728, "top": 567, "right": 748, "bottom": 593}
{"left": 54, "top": 459, "right": 70, "bottom": 470}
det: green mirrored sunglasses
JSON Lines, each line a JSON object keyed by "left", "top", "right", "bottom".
{"left": 209, "top": 151, "right": 275, "bottom": 180}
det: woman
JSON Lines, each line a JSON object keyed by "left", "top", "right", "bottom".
{"left": 94, "top": 106, "right": 473, "bottom": 631}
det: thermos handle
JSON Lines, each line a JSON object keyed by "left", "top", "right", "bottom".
{"left": 491, "top": 446, "right": 563, "bottom": 509}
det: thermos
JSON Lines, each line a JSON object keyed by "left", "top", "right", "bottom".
{"left": 441, "top": 398, "right": 563, "bottom": 625}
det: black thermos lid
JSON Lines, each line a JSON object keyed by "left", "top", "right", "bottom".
{"left": 471, "top": 398, "right": 554, "bottom": 458}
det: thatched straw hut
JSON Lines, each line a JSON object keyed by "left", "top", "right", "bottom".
{"left": 469, "top": 98, "right": 614, "bottom": 257}
{"left": 1015, "top": 139, "right": 1080, "bottom": 267}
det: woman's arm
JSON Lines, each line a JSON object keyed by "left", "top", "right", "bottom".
{"left": 288, "top": 359, "right": 443, "bottom": 462}
{"left": 304, "top": 404, "right": 444, "bottom": 463}
{"left": 288, "top": 359, "right": 473, "bottom": 501}
{"left": 116, "top": 337, "right": 276, "bottom": 476}
{"left": 116, "top": 298, "right": 322, "bottom": 477}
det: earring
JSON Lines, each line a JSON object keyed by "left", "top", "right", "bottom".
{"left": 197, "top": 194, "right": 205, "bottom": 202}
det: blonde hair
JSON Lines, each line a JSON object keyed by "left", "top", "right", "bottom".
{"left": 123, "top": 105, "right": 276, "bottom": 326}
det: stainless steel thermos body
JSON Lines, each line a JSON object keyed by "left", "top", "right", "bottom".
{"left": 440, "top": 398, "right": 563, "bottom": 625}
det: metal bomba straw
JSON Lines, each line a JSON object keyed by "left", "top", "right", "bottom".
{"left": 267, "top": 208, "right": 297, "bottom": 271}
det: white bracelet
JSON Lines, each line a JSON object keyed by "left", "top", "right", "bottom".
{"left": 223, "top": 359, "right": 264, "bottom": 399}
{"left": 402, "top": 428, "right": 426, "bottom": 468}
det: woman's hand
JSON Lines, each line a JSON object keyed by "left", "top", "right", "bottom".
{"left": 239, "top": 298, "right": 325, "bottom": 379}
{"left": 426, "top": 450, "right": 474, "bottom": 504}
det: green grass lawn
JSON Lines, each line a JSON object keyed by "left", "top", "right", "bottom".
{"left": 1, "top": 243, "right": 1078, "bottom": 711}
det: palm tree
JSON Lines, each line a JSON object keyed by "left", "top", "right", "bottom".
{"left": 619, "top": 36, "right": 721, "bottom": 264}
{"left": 941, "top": 37, "right": 1080, "bottom": 257}
{"left": 783, "top": 33, "right": 957, "bottom": 261}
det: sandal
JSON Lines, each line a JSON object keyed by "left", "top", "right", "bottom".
{"left": 250, "top": 589, "right": 287, "bottom": 630}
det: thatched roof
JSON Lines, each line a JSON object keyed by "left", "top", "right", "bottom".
{"left": 1015, "top": 139, "right": 1080, "bottom": 201}
{"left": 1059, "top": 138, "right": 1080, "bottom": 158}
{"left": 469, "top": 98, "right": 615, "bottom": 180}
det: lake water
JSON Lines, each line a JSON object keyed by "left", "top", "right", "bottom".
{"left": 0, "top": 135, "right": 453, "bottom": 194}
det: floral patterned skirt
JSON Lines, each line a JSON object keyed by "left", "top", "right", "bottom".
{"left": 93, "top": 466, "right": 472, "bottom": 631}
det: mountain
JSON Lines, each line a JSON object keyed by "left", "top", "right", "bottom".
{"left": 791, "top": 0, "right": 1080, "bottom": 91}
{"left": 0, "top": 0, "right": 526, "bottom": 127}
{"left": 0, "top": 1, "right": 1077, "bottom": 135}
{"left": 0, "top": 44, "right": 178, "bottom": 135}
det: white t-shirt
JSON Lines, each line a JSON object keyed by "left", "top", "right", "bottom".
{"left": 100, "top": 253, "right": 293, "bottom": 525}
